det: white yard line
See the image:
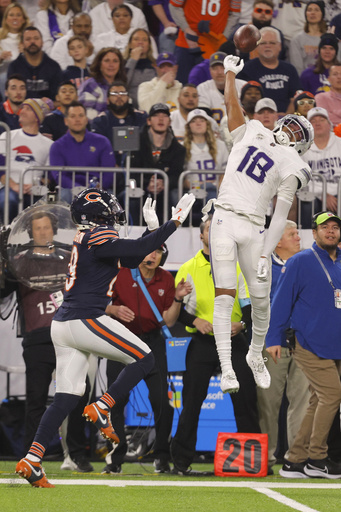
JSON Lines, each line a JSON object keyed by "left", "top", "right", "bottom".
{"left": 255, "top": 487, "right": 320, "bottom": 512}
{"left": 1, "top": 478, "right": 341, "bottom": 488}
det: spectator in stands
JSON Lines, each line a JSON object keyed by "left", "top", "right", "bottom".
{"left": 238, "top": 27, "right": 301, "bottom": 115}
{"left": 93, "top": 4, "right": 134, "bottom": 55}
{"left": 253, "top": 97, "right": 278, "bottom": 130}
{"left": 258, "top": 220, "right": 310, "bottom": 474}
{"left": 89, "top": 0, "right": 148, "bottom": 38}
{"left": 301, "top": 107, "right": 341, "bottom": 217}
{"left": 126, "top": 102, "right": 186, "bottom": 224}
{"left": 78, "top": 47, "right": 126, "bottom": 120}
{"left": 169, "top": 0, "right": 240, "bottom": 84}
{"left": 315, "top": 63, "right": 341, "bottom": 126}
{"left": 300, "top": 33, "right": 340, "bottom": 96}
{"left": 7, "top": 26, "right": 62, "bottom": 101}
{"left": 91, "top": 81, "right": 148, "bottom": 165}
{"left": 137, "top": 52, "right": 181, "bottom": 113}
{"left": 62, "top": 35, "right": 90, "bottom": 88}
{"left": 0, "top": 73, "right": 26, "bottom": 133}
{"left": 198, "top": 51, "right": 246, "bottom": 125}
{"left": 183, "top": 109, "right": 228, "bottom": 224}
{"left": 290, "top": 1, "right": 328, "bottom": 77}
{"left": 0, "top": 98, "right": 53, "bottom": 223}
{"left": 0, "top": 2, "right": 30, "bottom": 96}
{"left": 0, "top": 0, "right": 11, "bottom": 26}
{"left": 34, "top": 0, "right": 81, "bottom": 55}
{"left": 49, "top": 101, "right": 117, "bottom": 203}
{"left": 123, "top": 28, "right": 157, "bottom": 108}
{"left": 293, "top": 91, "right": 316, "bottom": 117}
{"left": 41, "top": 81, "right": 78, "bottom": 141}
{"left": 271, "top": 0, "right": 306, "bottom": 54}
{"left": 50, "top": 12, "right": 94, "bottom": 71}
{"left": 149, "top": 0, "right": 177, "bottom": 54}
{"left": 170, "top": 83, "right": 199, "bottom": 141}
{"left": 230, "top": 0, "right": 286, "bottom": 61}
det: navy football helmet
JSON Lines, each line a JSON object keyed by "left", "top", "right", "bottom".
{"left": 71, "top": 188, "right": 126, "bottom": 229}
{"left": 273, "top": 114, "right": 314, "bottom": 156}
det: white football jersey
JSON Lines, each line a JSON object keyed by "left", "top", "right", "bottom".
{"left": 170, "top": 110, "right": 186, "bottom": 142}
{"left": 197, "top": 78, "right": 246, "bottom": 125}
{"left": 216, "top": 120, "right": 312, "bottom": 225}
{"left": 185, "top": 139, "right": 229, "bottom": 185}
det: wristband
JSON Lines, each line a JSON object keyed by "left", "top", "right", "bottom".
{"left": 185, "top": 32, "right": 199, "bottom": 42}
{"left": 174, "top": 297, "right": 183, "bottom": 303}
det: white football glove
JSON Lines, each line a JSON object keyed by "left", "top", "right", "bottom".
{"left": 223, "top": 55, "right": 244, "bottom": 75}
{"left": 257, "top": 257, "right": 270, "bottom": 282}
{"left": 171, "top": 193, "right": 196, "bottom": 224}
{"left": 143, "top": 197, "right": 159, "bottom": 231}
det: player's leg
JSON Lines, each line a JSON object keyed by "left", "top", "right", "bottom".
{"left": 210, "top": 209, "right": 239, "bottom": 393}
{"left": 65, "top": 316, "right": 154, "bottom": 443}
{"left": 237, "top": 224, "right": 271, "bottom": 389}
{"left": 16, "top": 319, "right": 93, "bottom": 487}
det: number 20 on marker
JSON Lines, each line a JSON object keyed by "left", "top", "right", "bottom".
{"left": 214, "top": 432, "right": 268, "bottom": 477}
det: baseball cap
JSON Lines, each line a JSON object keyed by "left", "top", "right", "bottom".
{"left": 156, "top": 52, "right": 177, "bottom": 67}
{"left": 307, "top": 106, "right": 330, "bottom": 122}
{"left": 149, "top": 103, "right": 170, "bottom": 117}
{"left": 186, "top": 108, "right": 212, "bottom": 124}
{"left": 254, "top": 98, "right": 277, "bottom": 113}
{"left": 312, "top": 211, "right": 341, "bottom": 229}
{"left": 21, "top": 98, "right": 52, "bottom": 124}
{"left": 209, "top": 51, "right": 227, "bottom": 67}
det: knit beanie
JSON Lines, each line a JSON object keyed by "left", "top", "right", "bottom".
{"left": 240, "top": 81, "right": 264, "bottom": 102}
{"left": 294, "top": 91, "right": 315, "bottom": 110}
{"left": 21, "top": 98, "right": 52, "bottom": 124}
{"left": 305, "top": 1, "right": 325, "bottom": 20}
{"left": 318, "top": 32, "right": 339, "bottom": 53}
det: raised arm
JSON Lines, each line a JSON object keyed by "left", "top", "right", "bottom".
{"left": 223, "top": 55, "right": 245, "bottom": 133}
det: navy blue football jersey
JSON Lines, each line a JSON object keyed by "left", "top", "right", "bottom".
{"left": 54, "top": 221, "right": 176, "bottom": 321}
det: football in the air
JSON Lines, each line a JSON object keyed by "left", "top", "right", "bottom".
{"left": 233, "top": 24, "right": 261, "bottom": 53}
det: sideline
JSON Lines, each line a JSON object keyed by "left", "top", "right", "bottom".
{"left": 2, "top": 478, "right": 341, "bottom": 488}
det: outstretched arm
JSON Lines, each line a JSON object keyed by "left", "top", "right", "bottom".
{"left": 223, "top": 55, "right": 245, "bottom": 133}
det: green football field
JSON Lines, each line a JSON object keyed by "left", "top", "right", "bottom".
{"left": 1, "top": 461, "right": 341, "bottom": 512}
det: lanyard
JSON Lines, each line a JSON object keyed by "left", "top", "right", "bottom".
{"left": 311, "top": 247, "right": 335, "bottom": 290}
{"left": 130, "top": 268, "right": 172, "bottom": 338}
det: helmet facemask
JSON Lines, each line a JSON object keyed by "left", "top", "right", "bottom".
{"left": 272, "top": 114, "right": 314, "bottom": 156}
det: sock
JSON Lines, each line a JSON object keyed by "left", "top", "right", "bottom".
{"left": 249, "top": 295, "right": 271, "bottom": 355}
{"left": 97, "top": 392, "right": 115, "bottom": 411}
{"left": 213, "top": 295, "right": 235, "bottom": 374}
{"left": 27, "top": 442, "right": 45, "bottom": 463}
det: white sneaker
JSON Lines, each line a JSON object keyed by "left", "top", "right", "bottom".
{"left": 61, "top": 455, "right": 78, "bottom": 471}
{"left": 220, "top": 371, "right": 240, "bottom": 393}
{"left": 246, "top": 351, "right": 271, "bottom": 389}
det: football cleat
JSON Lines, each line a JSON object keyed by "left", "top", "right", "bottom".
{"left": 15, "top": 458, "right": 54, "bottom": 488}
{"left": 246, "top": 351, "right": 271, "bottom": 389}
{"left": 83, "top": 403, "right": 119, "bottom": 443}
{"left": 220, "top": 371, "right": 240, "bottom": 394}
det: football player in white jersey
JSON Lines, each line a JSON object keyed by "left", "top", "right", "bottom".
{"left": 208, "top": 55, "right": 313, "bottom": 394}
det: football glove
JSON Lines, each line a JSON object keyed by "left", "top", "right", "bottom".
{"left": 257, "top": 256, "right": 270, "bottom": 282}
{"left": 171, "top": 193, "right": 196, "bottom": 224}
{"left": 143, "top": 197, "right": 159, "bottom": 231}
{"left": 223, "top": 55, "right": 244, "bottom": 75}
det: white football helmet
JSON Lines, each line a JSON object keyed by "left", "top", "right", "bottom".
{"left": 273, "top": 114, "right": 314, "bottom": 156}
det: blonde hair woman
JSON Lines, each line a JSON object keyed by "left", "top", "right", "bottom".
{"left": 0, "top": 2, "right": 30, "bottom": 94}
{"left": 183, "top": 108, "right": 228, "bottom": 202}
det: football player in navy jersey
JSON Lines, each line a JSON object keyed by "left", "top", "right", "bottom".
{"left": 16, "top": 189, "right": 195, "bottom": 487}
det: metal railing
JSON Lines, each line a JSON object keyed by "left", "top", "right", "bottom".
{"left": 2, "top": 163, "right": 170, "bottom": 225}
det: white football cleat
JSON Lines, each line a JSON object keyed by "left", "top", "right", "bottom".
{"left": 220, "top": 371, "right": 240, "bottom": 394}
{"left": 246, "top": 351, "right": 271, "bottom": 389}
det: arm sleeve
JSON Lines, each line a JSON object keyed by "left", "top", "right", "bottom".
{"left": 169, "top": 3, "right": 190, "bottom": 32}
{"left": 178, "top": 303, "right": 196, "bottom": 327}
{"left": 95, "top": 220, "right": 177, "bottom": 267}
{"left": 261, "top": 175, "right": 298, "bottom": 259}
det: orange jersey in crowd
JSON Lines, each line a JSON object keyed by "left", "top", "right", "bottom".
{"left": 170, "top": 0, "right": 240, "bottom": 49}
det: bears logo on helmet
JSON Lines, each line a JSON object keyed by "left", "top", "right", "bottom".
{"left": 71, "top": 188, "right": 126, "bottom": 229}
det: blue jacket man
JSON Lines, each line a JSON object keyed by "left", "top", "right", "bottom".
{"left": 267, "top": 211, "right": 341, "bottom": 479}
